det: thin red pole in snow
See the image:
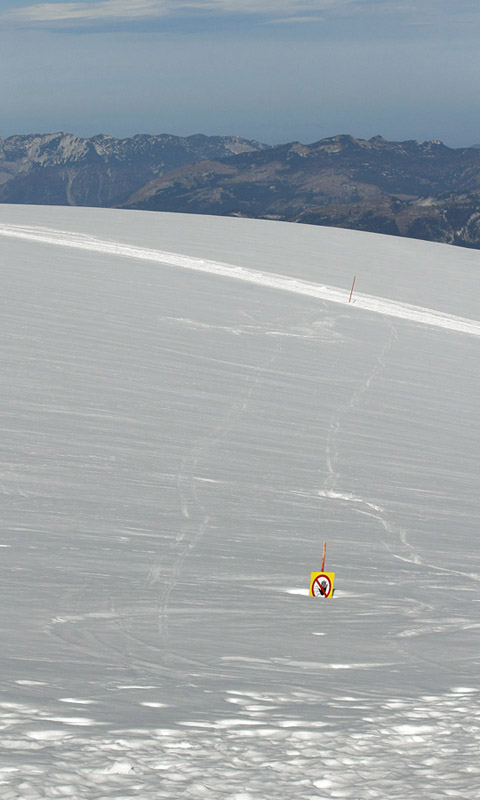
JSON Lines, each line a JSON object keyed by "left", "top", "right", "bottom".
{"left": 349, "top": 275, "right": 356, "bottom": 303}
{"left": 321, "top": 541, "right": 327, "bottom": 572}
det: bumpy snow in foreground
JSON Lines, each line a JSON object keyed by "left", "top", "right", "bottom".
{"left": 0, "top": 205, "right": 479, "bottom": 799}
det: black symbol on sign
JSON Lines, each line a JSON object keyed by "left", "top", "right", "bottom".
{"left": 312, "top": 574, "right": 332, "bottom": 598}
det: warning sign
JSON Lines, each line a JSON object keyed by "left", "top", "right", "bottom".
{"left": 310, "top": 572, "right": 335, "bottom": 598}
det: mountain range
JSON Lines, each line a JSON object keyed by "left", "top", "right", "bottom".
{"left": 0, "top": 132, "right": 267, "bottom": 208}
{"left": 2, "top": 132, "right": 480, "bottom": 248}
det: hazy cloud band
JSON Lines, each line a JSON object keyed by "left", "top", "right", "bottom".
{"left": 2, "top": 0, "right": 353, "bottom": 24}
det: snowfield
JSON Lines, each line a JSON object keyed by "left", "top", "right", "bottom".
{"left": 2, "top": 221, "right": 480, "bottom": 338}
{"left": 0, "top": 205, "right": 479, "bottom": 799}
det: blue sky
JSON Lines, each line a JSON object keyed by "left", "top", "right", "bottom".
{"left": 1, "top": 0, "right": 480, "bottom": 146}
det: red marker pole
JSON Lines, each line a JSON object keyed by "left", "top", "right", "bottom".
{"left": 321, "top": 541, "right": 327, "bottom": 572}
{"left": 349, "top": 275, "right": 356, "bottom": 303}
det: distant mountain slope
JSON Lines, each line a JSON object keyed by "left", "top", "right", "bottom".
{"left": 121, "top": 134, "right": 480, "bottom": 247}
{"left": 122, "top": 134, "right": 480, "bottom": 210}
{"left": 0, "top": 132, "right": 268, "bottom": 207}
{"left": 295, "top": 192, "right": 480, "bottom": 248}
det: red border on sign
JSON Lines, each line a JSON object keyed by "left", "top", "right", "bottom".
{"left": 312, "top": 574, "right": 332, "bottom": 597}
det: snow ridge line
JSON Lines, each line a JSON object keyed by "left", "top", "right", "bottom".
{"left": 2, "top": 222, "right": 480, "bottom": 337}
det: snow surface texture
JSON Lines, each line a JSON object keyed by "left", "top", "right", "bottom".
{"left": 0, "top": 205, "right": 479, "bottom": 799}
{"left": 2, "top": 221, "right": 480, "bottom": 338}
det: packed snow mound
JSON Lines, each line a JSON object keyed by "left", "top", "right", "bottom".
{"left": 0, "top": 205, "right": 479, "bottom": 800}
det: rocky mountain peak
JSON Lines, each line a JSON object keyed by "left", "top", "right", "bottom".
{"left": 0, "top": 131, "right": 268, "bottom": 206}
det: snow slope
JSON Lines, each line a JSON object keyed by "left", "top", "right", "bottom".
{"left": 2, "top": 221, "right": 480, "bottom": 337}
{"left": 0, "top": 205, "right": 479, "bottom": 799}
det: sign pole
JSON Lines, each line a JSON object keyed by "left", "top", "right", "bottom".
{"left": 310, "top": 543, "right": 335, "bottom": 597}
{"left": 349, "top": 275, "right": 356, "bottom": 303}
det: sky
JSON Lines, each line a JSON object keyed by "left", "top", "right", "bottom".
{"left": 1, "top": 0, "right": 480, "bottom": 147}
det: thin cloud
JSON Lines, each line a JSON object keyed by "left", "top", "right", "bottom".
{"left": 3, "top": 1, "right": 169, "bottom": 24}
{"left": 269, "top": 15, "right": 327, "bottom": 24}
{"left": 0, "top": 0, "right": 366, "bottom": 27}
{"left": 2, "top": 0, "right": 478, "bottom": 28}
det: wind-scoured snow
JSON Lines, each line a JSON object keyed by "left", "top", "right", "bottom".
{"left": 0, "top": 205, "right": 479, "bottom": 799}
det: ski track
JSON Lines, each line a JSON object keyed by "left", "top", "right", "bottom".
{"left": 1, "top": 223, "right": 480, "bottom": 337}
{"left": 319, "top": 319, "right": 423, "bottom": 567}
{"left": 153, "top": 340, "right": 281, "bottom": 666}
{"left": 317, "top": 320, "right": 480, "bottom": 585}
